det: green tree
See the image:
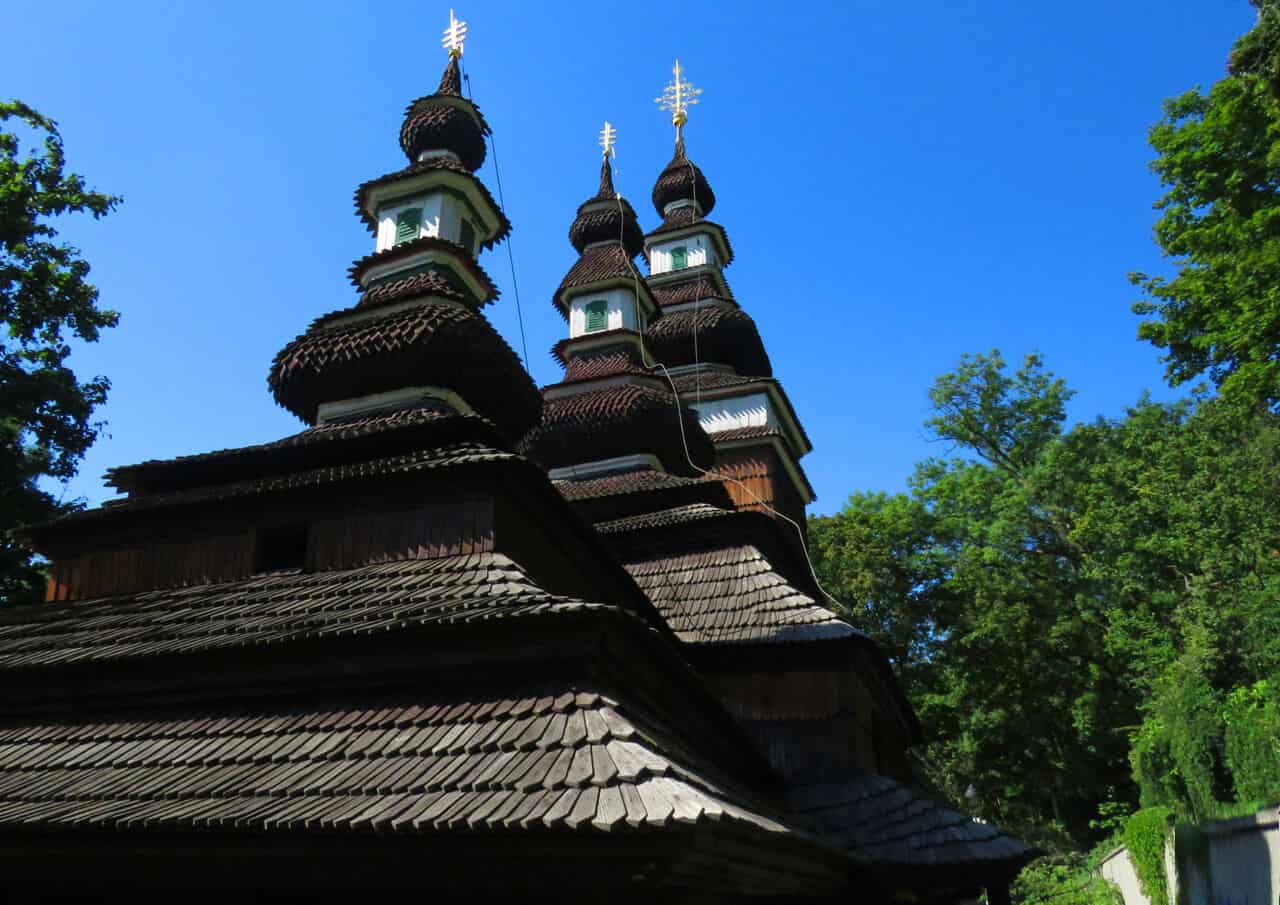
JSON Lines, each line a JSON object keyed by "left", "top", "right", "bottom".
{"left": 812, "top": 351, "right": 1280, "bottom": 849}
{"left": 1131, "top": 0, "right": 1280, "bottom": 409}
{"left": 1, "top": 100, "right": 119, "bottom": 604}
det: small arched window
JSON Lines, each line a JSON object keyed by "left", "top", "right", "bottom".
{"left": 584, "top": 299, "right": 608, "bottom": 333}
{"left": 670, "top": 246, "right": 688, "bottom": 270}
{"left": 395, "top": 208, "right": 423, "bottom": 245}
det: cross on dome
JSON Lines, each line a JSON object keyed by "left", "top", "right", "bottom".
{"left": 442, "top": 9, "right": 468, "bottom": 58}
{"left": 598, "top": 121, "right": 617, "bottom": 159}
{"left": 655, "top": 59, "right": 702, "bottom": 139}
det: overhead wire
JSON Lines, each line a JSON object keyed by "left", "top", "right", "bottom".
{"left": 462, "top": 67, "right": 531, "bottom": 373}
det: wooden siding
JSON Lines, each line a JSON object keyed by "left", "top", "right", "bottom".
{"left": 713, "top": 445, "right": 807, "bottom": 542}
{"left": 307, "top": 497, "right": 493, "bottom": 571}
{"left": 705, "top": 668, "right": 883, "bottom": 783}
{"left": 46, "top": 532, "right": 255, "bottom": 603}
{"left": 45, "top": 497, "right": 495, "bottom": 603}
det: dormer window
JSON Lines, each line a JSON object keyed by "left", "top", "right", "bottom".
{"left": 395, "top": 208, "right": 423, "bottom": 245}
{"left": 584, "top": 299, "right": 608, "bottom": 333}
{"left": 459, "top": 218, "right": 477, "bottom": 254}
{"left": 670, "top": 246, "right": 688, "bottom": 270}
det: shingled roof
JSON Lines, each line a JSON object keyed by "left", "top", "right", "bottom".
{"left": 519, "top": 385, "right": 714, "bottom": 478}
{"left": 347, "top": 236, "right": 499, "bottom": 302}
{"left": 651, "top": 138, "right": 716, "bottom": 217}
{"left": 556, "top": 344, "right": 652, "bottom": 384}
{"left": 566, "top": 158, "right": 645, "bottom": 257}
{"left": 623, "top": 544, "right": 855, "bottom": 646}
{"left": 554, "top": 468, "right": 707, "bottom": 503}
{"left": 354, "top": 269, "right": 468, "bottom": 311}
{"left": 268, "top": 304, "right": 541, "bottom": 438}
{"left": 0, "top": 553, "right": 599, "bottom": 671}
{"left": 647, "top": 302, "right": 772, "bottom": 377}
{"left": 648, "top": 270, "right": 735, "bottom": 307}
{"left": 551, "top": 244, "right": 652, "bottom": 318}
{"left": 397, "top": 59, "right": 491, "bottom": 170}
{"left": 104, "top": 406, "right": 479, "bottom": 496}
{"left": 791, "top": 777, "right": 1035, "bottom": 878}
{"left": 0, "top": 680, "right": 797, "bottom": 838}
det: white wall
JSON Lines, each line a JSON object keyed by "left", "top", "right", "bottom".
{"left": 689, "top": 393, "right": 775, "bottom": 435}
{"left": 649, "top": 233, "right": 716, "bottom": 275}
{"left": 1099, "top": 848, "right": 1147, "bottom": 905}
{"left": 376, "top": 194, "right": 479, "bottom": 254}
{"left": 568, "top": 287, "right": 642, "bottom": 338}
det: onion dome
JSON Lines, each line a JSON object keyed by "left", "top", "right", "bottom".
{"left": 568, "top": 157, "right": 644, "bottom": 256}
{"left": 519, "top": 384, "right": 714, "bottom": 478}
{"left": 268, "top": 303, "right": 541, "bottom": 441}
{"left": 399, "top": 57, "right": 491, "bottom": 171}
{"left": 647, "top": 302, "right": 772, "bottom": 377}
{"left": 651, "top": 138, "right": 716, "bottom": 217}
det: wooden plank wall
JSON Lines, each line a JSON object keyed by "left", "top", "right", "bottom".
{"left": 705, "top": 668, "right": 880, "bottom": 781}
{"left": 713, "top": 445, "right": 808, "bottom": 542}
{"left": 45, "top": 532, "right": 256, "bottom": 603}
{"left": 307, "top": 497, "right": 494, "bottom": 572}
{"left": 44, "top": 497, "right": 495, "bottom": 604}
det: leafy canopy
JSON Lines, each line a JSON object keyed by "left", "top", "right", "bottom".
{"left": 1132, "top": 0, "right": 1280, "bottom": 409}
{"left": 0, "top": 99, "right": 120, "bottom": 604}
{"left": 811, "top": 351, "right": 1280, "bottom": 850}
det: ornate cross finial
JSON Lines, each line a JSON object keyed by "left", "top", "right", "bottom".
{"left": 655, "top": 58, "right": 702, "bottom": 140}
{"left": 598, "top": 121, "right": 617, "bottom": 159}
{"left": 442, "top": 9, "right": 468, "bottom": 58}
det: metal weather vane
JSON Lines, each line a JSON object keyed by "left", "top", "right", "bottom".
{"left": 655, "top": 59, "right": 702, "bottom": 140}
{"left": 442, "top": 9, "right": 468, "bottom": 58}
{"left": 598, "top": 120, "right": 617, "bottom": 159}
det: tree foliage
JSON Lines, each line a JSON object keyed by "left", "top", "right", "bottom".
{"left": 1, "top": 100, "right": 119, "bottom": 604}
{"left": 1131, "top": 0, "right": 1280, "bottom": 409}
{"left": 811, "top": 352, "right": 1280, "bottom": 850}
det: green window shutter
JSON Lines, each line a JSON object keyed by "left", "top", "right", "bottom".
{"left": 395, "top": 208, "right": 422, "bottom": 245}
{"left": 670, "top": 246, "right": 688, "bottom": 269}
{"left": 459, "top": 218, "right": 476, "bottom": 253}
{"left": 585, "top": 300, "right": 608, "bottom": 332}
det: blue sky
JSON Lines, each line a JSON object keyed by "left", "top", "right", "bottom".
{"left": 4, "top": 1, "right": 1258, "bottom": 515}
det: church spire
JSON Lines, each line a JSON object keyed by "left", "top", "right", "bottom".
{"left": 268, "top": 13, "right": 540, "bottom": 440}
{"left": 642, "top": 58, "right": 815, "bottom": 530}
{"left": 519, "top": 125, "right": 714, "bottom": 479}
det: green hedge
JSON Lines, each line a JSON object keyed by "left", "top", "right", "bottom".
{"left": 1123, "top": 808, "right": 1174, "bottom": 905}
{"left": 1011, "top": 838, "right": 1124, "bottom": 905}
{"left": 1223, "top": 680, "right": 1280, "bottom": 804}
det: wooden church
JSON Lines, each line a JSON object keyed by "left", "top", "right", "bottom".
{"left": 1, "top": 18, "right": 1034, "bottom": 901}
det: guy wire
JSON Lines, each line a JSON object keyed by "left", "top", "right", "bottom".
{"left": 463, "top": 68, "right": 531, "bottom": 373}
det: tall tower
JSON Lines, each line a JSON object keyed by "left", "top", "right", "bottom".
{"left": 645, "top": 62, "right": 815, "bottom": 535}
{"left": 519, "top": 124, "right": 716, "bottom": 482}
{"left": 268, "top": 15, "right": 540, "bottom": 439}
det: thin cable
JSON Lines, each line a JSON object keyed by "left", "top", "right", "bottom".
{"left": 462, "top": 68, "right": 530, "bottom": 373}
{"left": 614, "top": 158, "right": 837, "bottom": 607}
